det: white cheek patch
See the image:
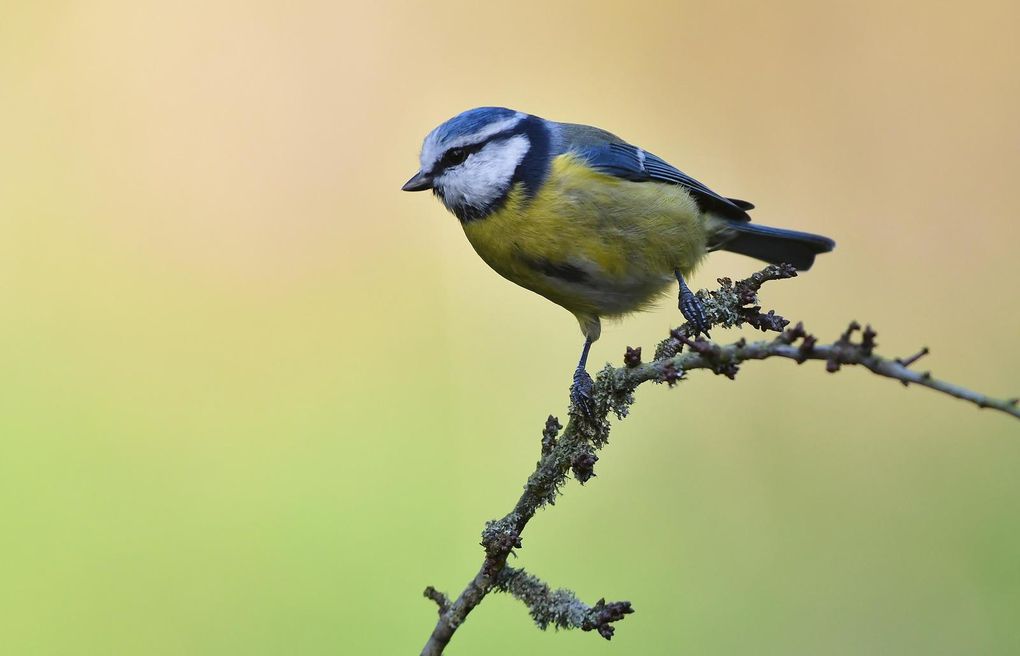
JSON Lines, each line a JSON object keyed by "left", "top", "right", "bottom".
{"left": 436, "top": 134, "right": 530, "bottom": 214}
{"left": 420, "top": 113, "right": 525, "bottom": 172}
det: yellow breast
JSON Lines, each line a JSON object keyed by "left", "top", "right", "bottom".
{"left": 462, "top": 153, "right": 718, "bottom": 318}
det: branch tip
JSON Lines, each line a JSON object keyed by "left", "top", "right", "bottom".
{"left": 840, "top": 320, "right": 862, "bottom": 343}
{"left": 423, "top": 586, "right": 451, "bottom": 615}
{"left": 896, "top": 347, "right": 930, "bottom": 368}
{"left": 862, "top": 325, "right": 878, "bottom": 354}
{"left": 624, "top": 346, "right": 643, "bottom": 368}
{"left": 541, "top": 415, "right": 562, "bottom": 455}
{"left": 582, "top": 598, "right": 635, "bottom": 640}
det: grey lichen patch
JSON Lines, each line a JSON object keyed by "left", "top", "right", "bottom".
{"left": 493, "top": 566, "right": 633, "bottom": 639}
{"left": 495, "top": 567, "right": 588, "bottom": 630}
{"left": 595, "top": 363, "right": 635, "bottom": 422}
{"left": 700, "top": 285, "right": 747, "bottom": 328}
{"left": 654, "top": 333, "right": 682, "bottom": 360}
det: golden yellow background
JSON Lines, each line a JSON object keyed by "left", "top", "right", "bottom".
{"left": 3, "top": 1, "right": 1019, "bottom": 654}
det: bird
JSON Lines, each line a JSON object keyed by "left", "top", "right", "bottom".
{"left": 402, "top": 106, "right": 834, "bottom": 417}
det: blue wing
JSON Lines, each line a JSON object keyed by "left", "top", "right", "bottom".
{"left": 557, "top": 123, "right": 753, "bottom": 221}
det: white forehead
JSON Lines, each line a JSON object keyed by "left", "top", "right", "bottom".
{"left": 420, "top": 112, "right": 526, "bottom": 172}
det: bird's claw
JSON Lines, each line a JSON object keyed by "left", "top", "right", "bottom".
{"left": 570, "top": 368, "right": 596, "bottom": 420}
{"left": 679, "top": 289, "right": 711, "bottom": 338}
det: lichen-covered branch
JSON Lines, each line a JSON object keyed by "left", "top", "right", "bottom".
{"left": 618, "top": 325, "right": 1020, "bottom": 419}
{"left": 420, "top": 412, "right": 612, "bottom": 656}
{"left": 494, "top": 566, "right": 633, "bottom": 639}
{"left": 420, "top": 264, "right": 1019, "bottom": 656}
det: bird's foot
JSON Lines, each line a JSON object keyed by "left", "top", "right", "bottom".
{"left": 678, "top": 286, "right": 711, "bottom": 338}
{"left": 570, "top": 367, "right": 596, "bottom": 421}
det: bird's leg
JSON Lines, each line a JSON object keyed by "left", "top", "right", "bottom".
{"left": 676, "top": 270, "right": 711, "bottom": 338}
{"left": 569, "top": 336, "right": 596, "bottom": 420}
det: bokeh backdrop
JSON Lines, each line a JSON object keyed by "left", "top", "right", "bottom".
{"left": 3, "top": 1, "right": 1019, "bottom": 654}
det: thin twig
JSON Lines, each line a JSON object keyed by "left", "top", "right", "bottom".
{"left": 423, "top": 586, "right": 451, "bottom": 616}
{"left": 619, "top": 337, "right": 1020, "bottom": 419}
{"left": 896, "top": 347, "right": 930, "bottom": 368}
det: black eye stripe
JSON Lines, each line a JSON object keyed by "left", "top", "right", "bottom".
{"left": 437, "top": 141, "right": 488, "bottom": 170}
{"left": 433, "top": 124, "right": 524, "bottom": 174}
{"left": 434, "top": 123, "right": 526, "bottom": 172}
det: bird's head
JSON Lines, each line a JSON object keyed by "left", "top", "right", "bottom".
{"left": 402, "top": 107, "right": 552, "bottom": 222}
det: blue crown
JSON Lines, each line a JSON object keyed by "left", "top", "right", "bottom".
{"left": 429, "top": 106, "right": 518, "bottom": 143}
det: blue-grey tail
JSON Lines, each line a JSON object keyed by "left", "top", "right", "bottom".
{"left": 720, "top": 222, "right": 835, "bottom": 271}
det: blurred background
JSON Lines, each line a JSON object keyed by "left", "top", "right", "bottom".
{"left": 2, "top": 1, "right": 1019, "bottom": 654}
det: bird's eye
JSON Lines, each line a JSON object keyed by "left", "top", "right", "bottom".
{"left": 444, "top": 148, "right": 469, "bottom": 167}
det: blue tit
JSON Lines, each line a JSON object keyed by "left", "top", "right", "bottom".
{"left": 402, "top": 107, "right": 834, "bottom": 415}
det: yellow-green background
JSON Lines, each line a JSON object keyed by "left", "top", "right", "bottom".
{"left": 3, "top": 1, "right": 1019, "bottom": 654}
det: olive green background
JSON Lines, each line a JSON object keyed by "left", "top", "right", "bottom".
{"left": 3, "top": 1, "right": 1019, "bottom": 654}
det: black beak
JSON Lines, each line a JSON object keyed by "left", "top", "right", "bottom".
{"left": 401, "top": 170, "right": 433, "bottom": 192}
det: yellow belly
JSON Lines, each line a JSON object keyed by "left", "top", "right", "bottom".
{"left": 462, "top": 153, "right": 720, "bottom": 319}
